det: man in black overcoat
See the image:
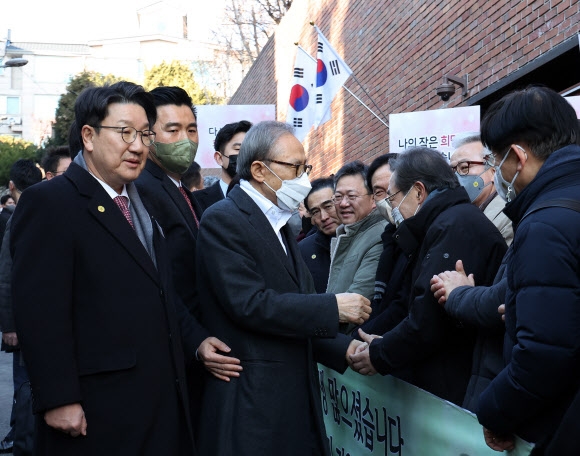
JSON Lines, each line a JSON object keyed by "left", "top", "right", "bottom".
{"left": 11, "top": 82, "right": 199, "bottom": 455}
{"left": 196, "top": 120, "right": 372, "bottom": 456}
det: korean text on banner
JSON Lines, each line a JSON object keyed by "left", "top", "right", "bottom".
{"left": 318, "top": 364, "right": 534, "bottom": 456}
{"left": 314, "top": 26, "right": 353, "bottom": 127}
{"left": 286, "top": 46, "right": 317, "bottom": 142}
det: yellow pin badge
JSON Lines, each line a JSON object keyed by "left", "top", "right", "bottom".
{"left": 98, "top": 205, "right": 105, "bottom": 212}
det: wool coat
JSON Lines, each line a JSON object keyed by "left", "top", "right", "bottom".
{"left": 11, "top": 163, "right": 197, "bottom": 456}
{"left": 196, "top": 184, "right": 351, "bottom": 456}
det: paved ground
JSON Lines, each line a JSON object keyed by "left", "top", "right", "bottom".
{"left": 0, "top": 350, "right": 12, "bottom": 454}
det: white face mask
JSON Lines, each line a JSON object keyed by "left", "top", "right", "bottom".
{"left": 261, "top": 163, "right": 312, "bottom": 212}
{"left": 390, "top": 187, "right": 420, "bottom": 227}
{"left": 375, "top": 197, "right": 395, "bottom": 225}
{"left": 494, "top": 147, "right": 520, "bottom": 202}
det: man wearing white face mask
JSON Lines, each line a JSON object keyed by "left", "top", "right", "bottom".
{"left": 472, "top": 86, "right": 580, "bottom": 455}
{"left": 195, "top": 120, "right": 372, "bottom": 456}
{"left": 450, "top": 133, "right": 513, "bottom": 245}
{"left": 349, "top": 147, "right": 507, "bottom": 407}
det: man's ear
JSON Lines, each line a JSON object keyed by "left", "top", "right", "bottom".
{"left": 512, "top": 144, "right": 529, "bottom": 171}
{"left": 214, "top": 151, "right": 224, "bottom": 167}
{"left": 81, "top": 125, "right": 95, "bottom": 152}
{"left": 415, "top": 181, "right": 428, "bottom": 204}
{"left": 8, "top": 181, "right": 14, "bottom": 192}
{"left": 250, "top": 160, "right": 267, "bottom": 183}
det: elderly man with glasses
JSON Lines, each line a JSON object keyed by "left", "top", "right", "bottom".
{"left": 195, "top": 120, "right": 371, "bottom": 456}
{"left": 450, "top": 133, "right": 513, "bottom": 245}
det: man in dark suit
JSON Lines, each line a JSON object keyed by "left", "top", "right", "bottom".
{"left": 135, "top": 86, "right": 241, "bottom": 422}
{"left": 298, "top": 176, "right": 340, "bottom": 293}
{"left": 193, "top": 119, "right": 251, "bottom": 211}
{"left": 196, "top": 120, "right": 372, "bottom": 455}
{"left": 11, "top": 82, "right": 200, "bottom": 455}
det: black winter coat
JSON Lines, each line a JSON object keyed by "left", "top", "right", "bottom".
{"left": 368, "top": 186, "right": 507, "bottom": 406}
{"left": 477, "top": 145, "right": 580, "bottom": 445}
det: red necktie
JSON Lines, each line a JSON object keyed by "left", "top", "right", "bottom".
{"left": 114, "top": 195, "right": 134, "bottom": 229}
{"left": 179, "top": 186, "right": 200, "bottom": 227}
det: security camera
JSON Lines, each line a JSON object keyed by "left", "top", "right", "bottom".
{"left": 436, "top": 82, "right": 455, "bottom": 102}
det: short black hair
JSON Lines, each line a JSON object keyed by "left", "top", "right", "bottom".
{"left": 0, "top": 195, "right": 12, "bottom": 205}
{"left": 149, "top": 86, "right": 197, "bottom": 119}
{"left": 41, "top": 146, "right": 71, "bottom": 174}
{"left": 367, "top": 153, "right": 398, "bottom": 190}
{"left": 68, "top": 120, "right": 83, "bottom": 159}
{"left": 214, "top": 120, "right": 252, "bottom": 153}
{"left": 390, "top": 147, "right": 459, "bottom": 193}
{"left": 481, "top": 85, "right": 580, "bottom": 160}
{"left": 73, "top": 81, "right": 156, "bottom": 153}
{"left": 181, "top": 161, "right": 202, "bottom": 190}
{"left": 304, "top": 176, "right": 334, "bottom": 211}
{"left": 10, "top": 159, "right": 43, "bottom": 192}
{"left": 334, "top": 160, "right": 370, "bottom": 193}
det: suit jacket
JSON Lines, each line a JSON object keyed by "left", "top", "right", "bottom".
{"left": 136, "top": 159, "right": 204, "bottom": 321}
{"left": 193, "top": 180, "right": 223, "bottom": 213}
{"left": 196, "top": 184, "right": 351, "bottom": 456}
{"left": 298, "top": 229, "right": 332, "bottom": 294}
{"left": 11, "top": 163, "right": 196, "bottom": 456}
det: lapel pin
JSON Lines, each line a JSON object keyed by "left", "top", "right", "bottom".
{"left": 98, "top": 205, "right": 105, "bottom": 213}
{"left": 311, "top": 254, "right": 317, "bottom": 259}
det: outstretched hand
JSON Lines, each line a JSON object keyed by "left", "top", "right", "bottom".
{"left": 430, "top": 260, "right": 475, "bottom": 306}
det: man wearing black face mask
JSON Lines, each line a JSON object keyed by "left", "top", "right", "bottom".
{"left": 194, "top": 120, "right": 252, "bottom": 212}
{"left": 135, "top": 86, "right": 242, "bottom": 431}
{"left": 450, "top": 133, "right": 513, "bottom": 245}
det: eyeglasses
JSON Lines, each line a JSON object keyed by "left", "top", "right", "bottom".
{"left": 332, "top": 193, "right": 372, "bottom": 204}
{"left": 385, "top": 189, "right": 403, "bottom": 207}
{"left": 93, "top": 125, "right": 156, "bottom": 147}
{"left": 373, "top": 189, "right": 387, "bottom": 201}
{"left": 451, "top": 160, "right": 486, "bottom": 176}
{"left": 264, "top": 159, "right": 312, "bottom": 177}
{"left": 308, "top": 199, "right": 335, "bottom": 218}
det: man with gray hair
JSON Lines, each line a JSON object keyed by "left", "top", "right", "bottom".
{"left": 195, "top": 120, "right": 371, "bottom": 455}
{"left": 450, "top": 132, "right": 513, "bottom": 245}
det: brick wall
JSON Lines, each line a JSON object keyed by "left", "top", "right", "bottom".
{"left": 229, "top": 0, "right": 580, "bottom": 177}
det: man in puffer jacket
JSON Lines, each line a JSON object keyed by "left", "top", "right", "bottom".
{"left": 475, "top": 86, "right": 580, "bottom": 454}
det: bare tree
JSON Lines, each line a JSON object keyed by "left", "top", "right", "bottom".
{"left": 208, "top": 0, "right": 292, "bottom": 99}
{"left": 255, "top": 0, "right": 292, "bottom": 24}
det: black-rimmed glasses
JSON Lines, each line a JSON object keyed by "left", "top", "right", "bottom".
{"left": 264, "top": 159, "right": 312, "bottom": 177}
{"left": 451, "top": 160, "right": 486, "bottom": 176}
{"left": 94, "top": 125, "right": 156, "bottom": 147}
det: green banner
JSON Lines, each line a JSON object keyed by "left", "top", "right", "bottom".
{"left": 318, "top": 365, "right": 534, "bottom": 455}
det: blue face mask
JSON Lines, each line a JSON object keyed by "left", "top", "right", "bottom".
{"left": 456, "top": 170, "right": 492, "bottom": 203}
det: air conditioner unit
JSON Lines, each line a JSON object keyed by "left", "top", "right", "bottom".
{"left": 7, "top": 117, "right": 21, "bottom": 125}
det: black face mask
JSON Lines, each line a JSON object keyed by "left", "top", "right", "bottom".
{"left": 223, "top": 154, "right": 238, "bottom": 178}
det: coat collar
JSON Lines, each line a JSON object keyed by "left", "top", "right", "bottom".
{"left": 504, "top": 145, "right": 580, "bottom": 224}
{"left": 64, "top": 163, "right": 159, "bottom": 284}
{"left": 336, "top": 209, "right": 384, "bottom": 237}
{"left": 394, "top": 186, "right": 470, "bottom": 257}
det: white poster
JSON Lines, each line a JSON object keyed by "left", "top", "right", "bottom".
{"left": 196, "top": 105, "right": 276, "bottom": 168}
{"left": 389, "top": 106, "right": 481, "bottom": 161}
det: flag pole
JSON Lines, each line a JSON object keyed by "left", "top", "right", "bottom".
{"left": 349, "top": 74, "right": 390, "bottom": 128}
{"left": 342, "top": 86, "right": 389, "bottom": 129}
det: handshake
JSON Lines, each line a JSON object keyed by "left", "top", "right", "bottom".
{"left": 335, "top": 293, "right": 372, "bottom": 325}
